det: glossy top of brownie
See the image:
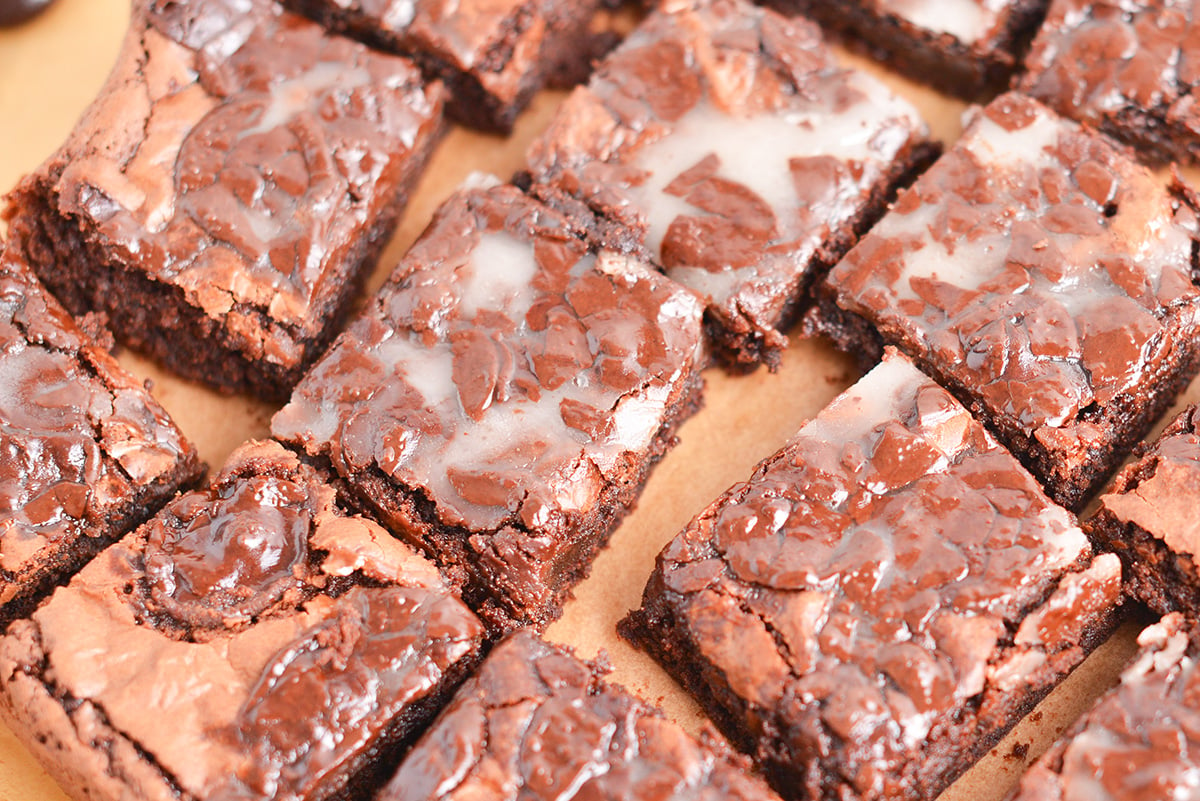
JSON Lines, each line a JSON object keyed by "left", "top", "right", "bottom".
{"left": 1, "top": 440, "right": 483, "bottom": 799}
{"left": 638, "top": 352, "right": 1120, "bottom": 798}
{"left": 1012, "top": 613, "right": 1200, "bottom": 801}
{"left": 528, "top": 0, "right": 927, "bottom": 342}
{"left": 37, "top": 0, "right": 441, "bottom": 358}
{"left": 825, "top": 92, "right": 1200, "bottom": 438}
{"left": 379, "top": 630, "right": 781, "bottom": 801}
{"left": 1099, "top": 405, "right": 1200, "bottom": 560}
{"left": 0, "top": 250, "right": 196, "bottom": 585}
{"left": 272, "top": 183, "right": 704, "bottom": 533}
{"left": 1023, "top": 0, "right": 1200, "bottom": 148}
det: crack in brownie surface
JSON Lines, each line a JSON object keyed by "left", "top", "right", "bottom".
{"left": 0, "top": 441, "right": 483, "bottom": 801}
{"left": 814, "top": 92, "right": 1200, "bottom": 509}
{"left": 526, "top": 0, "right": 934, "bottom": 369}
{"left": 622, "top": 351, "right": 1122, "bottom": 801}
{"left": 4, "top": 0, "right": 445, "bottom": 398}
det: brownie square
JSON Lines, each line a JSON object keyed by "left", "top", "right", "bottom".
{"left": 762, "top": 0, "right": 1050, "bottom": 99}
{"left": 525, "top": 0, "right": 936, "bottom": 370}
{"left": 0, "top": 440, "right": 484, "bottom": 801}
{"left": 4, "top": 0, "right": 446, "bottom": 401}
{"left": 1009, "top": 613, "right": 1200, "bottom": 801}
{"left": 282, "top": 0, "right": 603, "bottom": 133}
{"left": 1022, "top": 0, "right": 1200, "bottom": 165}
{"left": 1087, "top": 404, "right": 1200, "bottom": 616}
{"left": 620, "top": 350, "right": 1123, "bottom": 801}
{"left": 376, "top": 630, "right": 783, "bottom": 801}
{"left": 271, "top": 182, "right": 706, "bottom": 633}
{"left": 809, "top": 92, "right": 1200, "bottom": 511}
{"left": 0, "top": 247, "right": 201, "bottom": 628}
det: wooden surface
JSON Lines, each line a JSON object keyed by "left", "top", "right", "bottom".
{"left": 0, "top": 2, "right": 1192, "bottom": 799}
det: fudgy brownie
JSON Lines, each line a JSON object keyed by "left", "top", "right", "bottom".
{"left": 525, "top": 0, "right": 936, "bottom": 370}
{"left": 5, "top": 0, "right": 446, "bottom": 400}
{"left": 272, "top": 182, "right": 706, "bottom": 633}
{"left": 809, "top": 92, "right": 1200, "bottom": 511}
{"left": 282, "top": 0, "right": 603, "bottom": 133}
{"left": 1088, "top": 404, "right": 1200, "bottom": 616}
{"left": 621, "top": 350, "right": 1124, "bottom": 801}
{"left": 1022, "top": 0, "right": 1200, "bottom": 165}
{"left": 0, "top": 247, "right": 201, "bottom": 628}
{"left": 762, "top": 0, "right": 1050, "bottom": 99}
{"left": 1008, "top": 612, "right": 1200, "bottom": 801}
{"left": 377, "top": 630, "right": 783, "bottom": 801}
{"left": 0, "top": 440, "right": 484, "bottom": 801}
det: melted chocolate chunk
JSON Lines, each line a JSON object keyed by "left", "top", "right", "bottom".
{"left": 526, "top": 0, "right": 932, "bottom": 368}
{"left": 0, "top": 0, "right": 55, "bottom": 26}
{"left": 622, "top": 352, "right": 1122, "bottom": 801}
{"left": 379, "top": 631, "right": 782, "bottom": 801}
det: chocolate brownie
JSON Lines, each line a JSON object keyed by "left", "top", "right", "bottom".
{"left": 4, "top": 0, "right": 446, "bottom": 401}
{"left": 762, "top": 0, "right": 1050, "bottom": 100}
{"left": 0, "top": 247, "right": 201, "bottom": 628}
{"left": 282, "top": 0, "right": 603, "bottom": 133}
{"left": 377, "top": 630, "right": 783, "bottom": 801}
{"left": 524, "top": 0, "right": 937, "bottom": 370}
{"left": 272, "top": 182, "right": 706, "bottom": 633}
{"left": 809, "top": 92, "right": 1200, "bottom": 511}
{"left": 1009, "top": 612, "right": 1200, "bottom": 801}
{"left": 0, "top": 440, "right": 485, "bottom": 801}
{"left": 1022, "top": 0, "right": 1200, "bottom": 165}
{"left": 1088, "top": 404, "right": 1200, "bottom": 616}
{"left": 620, "top": 350, "right": 1124, "bottom": 801}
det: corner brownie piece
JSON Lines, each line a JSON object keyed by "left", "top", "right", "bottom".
{"left": 1022, "top": 0, "right": 1200, "bottom": 165}
{"left": 763, "top": 0, "right": 1049, "bottom": 99}
{"left": 377, "top": 630, "right": 783, "bottom": 801}
{"left": 0, "top": 247, "right": 201, "bottom": 627}
{"left": 272, "top": 182, "right": 705, "bottom": 633}
{"left": 621, "top": 351, "right": 1123, "bottom": 801}
{"left": 525, "top": 0, "right": 935, "bottom": 370}
{"left": 5, "top": 0, "right": 445, "bottom": 400}
{"left": 0, "top": 440, "right": 484, "bottom": 801}
{"left": 1009, "top": 613, "right": 1200, "bottom": 801}
{"left": 1088, "top": 404, "right": 1200, "bottom": 616}
{"left": 810, "top": 92, "right": 1200, "bottom": 510}
{"left": 282, "top": 0, "right": 603, "bottom": 133}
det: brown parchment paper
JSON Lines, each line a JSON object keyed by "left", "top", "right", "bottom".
{"left": 1, "top": 2, "right": 1194, "bottom": 798}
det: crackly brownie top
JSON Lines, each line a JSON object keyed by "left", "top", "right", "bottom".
{"left": 43, "top": 0, "right": 441, "bottom": 362}
{"left": 379, "top": 630, "right": 781, "bottom": 801}
{"left": 1023, "top": 0, "right": 1200, "bottom": 142}
{"left": 13, "top": 440, "right": 482, "bottom": 800}
{"left": 826, "top": 93, "right": 1200, "bottom": 441}
{"left": 0, "top": 251, "right": 195, "bottom": 582}
{"left": 528, "top": 0, "right": 926, "bottom": 327}
{"left": 1012, "top": 613, "right": 1200, "bottom": 801}
{"left": 643, "top": 352, "right": 1120, "bottom": 798}
{"left": 1099, "top": 404, "right": 1200, "bottom": 560}
{"left": 272, "top": 183, "right": 704, "bottom": 533}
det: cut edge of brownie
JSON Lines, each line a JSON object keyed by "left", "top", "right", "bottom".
{"left": 620, "top": 541, "right": 1124, "bottom": 801}
{"left": 282, "top": 0, "right": 603, "bottom": 133}
{"left": 278, "top": 368, "right": 705, "bottom": 636}
{"left": 3, "top": 114, "right": 444, "bottom": 401}
{"left": 763, "top": 0, "right": 1050, "bottom": 101}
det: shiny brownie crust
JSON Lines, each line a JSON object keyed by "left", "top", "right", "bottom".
{"left": 809, "top": 93, "right": 1200, "bottom": 511}
{"left": 0, "top": 441, "right": 483, "bottom": 801}
{"left": 526, "top": 0, "right": 938, "bottom": 371}
{"left": 1022, "top": 0, "right": 1200, "bottom": 165}
{"left": 378, "top": 630, "right": 783, "bottom": 801}
{"left": 763, "top": 0, "right": 1050, "bottom": 100}
{"left": 622, "top": 353, "right": 1123, "bottom": 801}
{"left": 0, "top": 249, "right": 201, "bottom": 627}
{"left": 273, "top": 183, "right": 706, "bottom": 634}
{"left": 4, "top": 0, "right": 445, "bottom": 400}
{"left": 282, "top": 0, "right": 603, "bottom": 133}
